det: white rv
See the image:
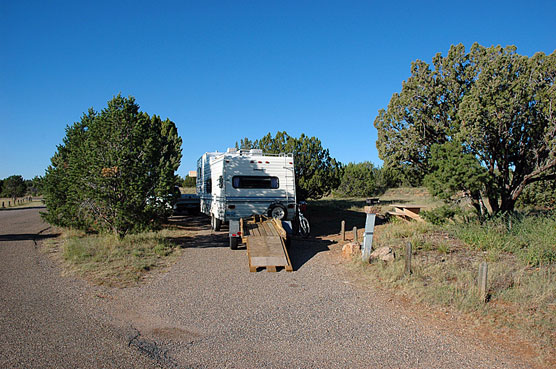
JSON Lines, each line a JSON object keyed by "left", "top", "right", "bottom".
{"left": 197, "top": 148, "right": 296, "bottom": 248}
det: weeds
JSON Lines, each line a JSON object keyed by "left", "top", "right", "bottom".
{"left": 364, "top": 212, "right": 555, "bottom": 364}
{"left": 451, "top": 212, "right": 556, "bottom": 265}
{"left": 47, "top": 229, "right": 182, "bottom": 287}
{"left": 314, "top": 191, "right": 555, "bottom": 365}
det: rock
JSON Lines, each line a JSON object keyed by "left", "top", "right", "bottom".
{"left": 342, "top": 242, "right": 360, "bottom": 259}
{"left": 370, "top": 246, "right": 395, "bottom": 261}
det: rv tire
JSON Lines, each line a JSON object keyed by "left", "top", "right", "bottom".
{"left": 268, "top": 204, "right": 287, "bottom": 220}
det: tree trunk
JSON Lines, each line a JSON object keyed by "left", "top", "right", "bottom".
{"left": 500, "top": 196, "right": 516, "bottom": 213}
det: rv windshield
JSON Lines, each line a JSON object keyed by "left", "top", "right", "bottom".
{"left": 232, "top": 176, "right": 279, "bottom": 189}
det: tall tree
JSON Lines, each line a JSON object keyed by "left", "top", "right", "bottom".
{"left": 240, "top": 131, "right": 342, "bottom": 200}
{"left": 42, "top": 95, "right": 182, "bottom": 236}
{"left": 459, "top": 46, "right": 556, "bottom": 212}
{"left": 375, "top": 43, "right": 556, "bottom": 215}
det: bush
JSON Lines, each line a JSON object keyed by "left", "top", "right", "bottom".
{"left": 421, "top": 204, "right": 461, "bottom": 225}
{"left": 335, "top": 162, "right": 378, "bottom": 197}
{"left": 516, "top": 179, "right": 556, "bottom": 210}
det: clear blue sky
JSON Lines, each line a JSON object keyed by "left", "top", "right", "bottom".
{"left": 1, "top": 0, "right": 555, "bottom": 179}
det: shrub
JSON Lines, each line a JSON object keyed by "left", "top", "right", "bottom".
{"left": 421, "top": 204, "right": 461, "bottom": 225}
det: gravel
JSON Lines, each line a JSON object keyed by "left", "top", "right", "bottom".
{"left": 1, "top": 209, "right": 532, "bottom": 368}
{"left": 0, "top": 208, "right": 156, "bottom": 368}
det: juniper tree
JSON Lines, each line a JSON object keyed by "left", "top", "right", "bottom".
{"left": 42, "top": 95, "right": 182, "bottom": 236}
{"left": 374, "top": 43, "right": 556, "bottom": 215}
{"left": 241, "top": 131, "right": 342, "bottom": 200}
{"left": 1, "top": 175, "right": 27, "bottom": 199}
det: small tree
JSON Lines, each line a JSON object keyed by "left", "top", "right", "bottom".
{"left": 336, "top": 162, "right": 378, "bottom": 197}
{"left": 182, "top": 175, "right": 196, "bottom": 187}
{"left": 1, "top": 175, "right": 27, "bottom": 199}
{"left": 423, "top": 141, "right": 489, "bottom": 217}
{"left": 24, "top": 176, "right": 43, "bottom": 196}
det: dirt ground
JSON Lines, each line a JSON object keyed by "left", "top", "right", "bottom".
{"left": 1, "top": 207, "right": 543, "bottom": 368}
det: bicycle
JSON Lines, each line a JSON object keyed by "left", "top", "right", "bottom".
{"left": 296, "top": 201, "right": 310, "bottom": 238}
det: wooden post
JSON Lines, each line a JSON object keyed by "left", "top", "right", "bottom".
{"left": 353, "top": 226, "right": 358, "bottom": 243}
{"left": 478, "top": 262, "right": 488, "bottom": 302}
{"left": 1, "top": 201, "right": 3, "bottom": 208}
{"left": 340, "top": 220, "right": 345, "bottom": 241}
{"left": 405, "top": 242, "right": 412, "bottom": 275}
{"left": 8, "top": 201, "right": 10, "bottom": 207}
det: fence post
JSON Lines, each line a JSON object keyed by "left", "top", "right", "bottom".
{"left": 340, "top": 220, "right": 345, "bottom": 241}
{"left": 478, "top": 262, "right": 488, "bottom": 302}
{"left": 405, "top": 242, "right": 412, "bottom": 275}
{"left": 1, "top": 201, "right": 4, "bottom": 208}
{"left": 353, "top": 226, "right": 358, "bottom": 243}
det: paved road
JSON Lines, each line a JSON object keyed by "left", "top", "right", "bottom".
{"left": 0, "top": 208, "right": 156, "bottom": 368}
{"left": 1, "top": 208, "right": 531, "bottom": 368}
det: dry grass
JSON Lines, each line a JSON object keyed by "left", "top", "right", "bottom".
{"left": 0, "top": 196, "right": 42, "bottom": 209}
{"left": 44, "top": 227, "right": 190, "bottom": 287}
{"left": 310, "top": 188, "right": 556, "bottom": 366}
{"left": 179, "top": 187, "right": 196, "bottom": 194}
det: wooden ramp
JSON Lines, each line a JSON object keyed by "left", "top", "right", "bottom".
{"left": 241, "top": 216, "right": 293, "bottom": 272}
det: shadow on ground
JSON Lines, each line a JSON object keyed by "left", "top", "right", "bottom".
{"left": 0, "top": 233, "right": 60, "bottom": 242}
{"left": 165, "top": 214, "right": 229, "bottom": 249}
{"left": 164, "top": 200, "right": 395, "bottom": 271}
{"left": 0, "top": 206, "right": 46, "bottom": 212}
{"left": 288, "top": 237, "right": 332, "bottom": 270}
{"left": 165, "top": 213, "right": 334, "bottom": 270}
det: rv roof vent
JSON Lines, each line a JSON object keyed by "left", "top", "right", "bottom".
{"left": 249, "top": 149, "right": 263, "bottom": 155}
{"left": 227, "top": 148, "right": 237, "bottom": 153}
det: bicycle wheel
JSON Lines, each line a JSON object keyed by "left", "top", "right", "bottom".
{"left": 299, "top": 215, "right": 310, "bottom": 238}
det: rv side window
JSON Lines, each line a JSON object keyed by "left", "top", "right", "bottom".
{"left": 232, "top": 176, "right": 279, "bottom": 189}
{"left": 205, "top": 178, "right": 212, "bottom": 193}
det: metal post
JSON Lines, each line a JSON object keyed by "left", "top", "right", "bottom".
{"left": 362, "top": 212, "right": 376, "bottom": 262}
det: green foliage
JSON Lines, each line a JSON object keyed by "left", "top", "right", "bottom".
{"left": 421, "top": 204, "right": 461, "bottom": 225}
{"left": 42, "top": 95, "right": 182, "bottom": 237}
{"left": 423, "top": 141, "right": 489, "bottom": 216}
{"left": 235, "top": 137, "right": 254, "bottom": 150}
{"left": 240, "top": 131, "right": 342, "bottom": 200}
{"left": 451, "top": 212, "right": 556, "bottom": 265}
{"left": 424, "top": 141, "right": 488, "bottom": 201}
{"left": 1, "top": 175, "right": 27, "bottom": 198}
{"left": 182, "top": 175, "right": 196, "bottom": 187}
{"left": 375, "top": 43, "right": 556, "bottom": 215}
{"left": 24, "top": 176, "right": 43, "bottom": 196}
{"left": 516, "top": 178, "right": 556, "bottom": 209}
{"left": 335, "top": 162, "right": 379, "bottom": 197}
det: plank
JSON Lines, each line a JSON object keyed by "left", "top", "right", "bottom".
{"left": 243, "top": 217, "right": 293, "bottom": 272}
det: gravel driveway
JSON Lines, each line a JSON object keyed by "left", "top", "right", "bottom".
{"left": 1, "top": 208, "right": 532, "bottom": 368}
